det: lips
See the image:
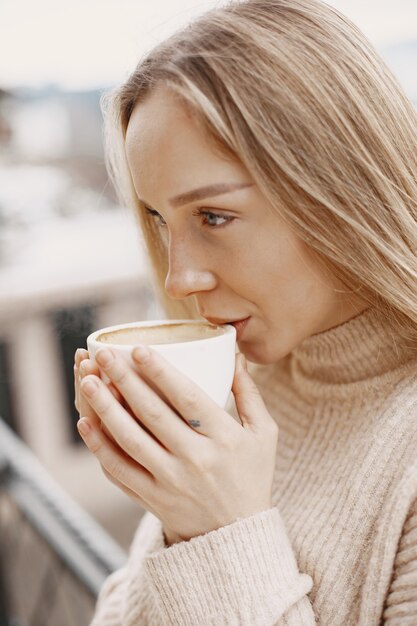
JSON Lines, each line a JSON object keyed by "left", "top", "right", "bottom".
{"left": 230, "top": 317, "right": 250, "bottom": 339}
{"left": 204, "top": 315, "right": 250, "bottom": 340}
{"left": 205, "top": 316, "right": 248, "bottom": 326}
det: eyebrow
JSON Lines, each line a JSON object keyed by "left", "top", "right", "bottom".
{"left": 139, "top": 182, "right": 253, "bottom": 209}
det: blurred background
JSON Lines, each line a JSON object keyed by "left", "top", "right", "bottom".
{"left": 0, "top": 0, "right": 416, "bottom": 560}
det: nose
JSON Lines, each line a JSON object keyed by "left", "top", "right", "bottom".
{"left": 164, "top": 235, "right": 217, "bottom": 300}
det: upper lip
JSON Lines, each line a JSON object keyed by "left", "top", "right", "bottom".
{"left": 205, "top": 316, "right": 249, "bottom": 325}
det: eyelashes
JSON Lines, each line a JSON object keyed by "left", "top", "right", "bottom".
{"left": 145, "top": 207, "right": 166, "bottom": 226}
{"left": 145, "top": 207, "right": 235, "bottom": 229}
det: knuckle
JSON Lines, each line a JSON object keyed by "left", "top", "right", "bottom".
{"left": 199, "top": 453, "right": 215, "bottom": 472}
{"left": 150, "top": 360, "right": 165, "bottom": 382}
{"left": 79, "top": 360, "right": 92, "bottom": 377}
{"left": 111, "top": 366, "right": 129, "bottom": 386}
{"left": 94, "top": 396, "right": 112, "bottom": 417}
{"left": 187, "top": 447, "right": 212, "bottom": 471}
{"left": 101, "top": 403, "right": 113, "bottom": 419}
{"left": 163, "top": 463, "right": 187, "bottom": 494}
{"left": 102, "top": 467, "right": 118, "bottom": 486}
{"left": 88, "top": 436, "right": 102, "bottom": 455}
{"left": 105, "top": 456, "right": 124, "bottom": 482}
{"left": 181, "top": 387, "right": 200, "bottom": 412}
{"left": 121, "top": 434, "right": 142, "bottom": 460}
{"left": 140, "top": 400, "right": 162, "bottom": 424}
{"left": 217, "top": 432, "right": 236, "bottom": 452}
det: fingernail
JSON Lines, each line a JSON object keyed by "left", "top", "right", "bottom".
{"left": 81, "top": 378, "right": 98, "bottom": 396}
{"left": 96, "top": 348, "right": 114, "bottom": 367}
{"left": 79, "top": 361, "right": 89, "bottom": 377}
{"left": 77, "top": 418, "right": 91, "bottom": 437}
{"left": 75, "top": 348, "right": 87, "bottom": 362}
{"left": 132, "top": 345, "right": 150, "bottom": 363}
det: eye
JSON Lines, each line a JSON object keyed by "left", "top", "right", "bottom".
{"left": 193, "top": 209, "right": 234, "bottom": 228}
{"left": 145, "top": 207, "right": 235, "bottom": 229}
{"left": 145, "top": 207, "right": 166, "bottom": 226}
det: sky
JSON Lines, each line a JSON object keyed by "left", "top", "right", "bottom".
{"left": 2, "top": 0, "right": 417, "bottom": 90}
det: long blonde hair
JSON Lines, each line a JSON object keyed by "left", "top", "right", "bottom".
{"left": 102, "top": 0, "right": 417, "bottom": 351}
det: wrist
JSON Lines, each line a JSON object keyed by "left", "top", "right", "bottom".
{"left": 163, "top": 527, "right": 183, "bottom": 547}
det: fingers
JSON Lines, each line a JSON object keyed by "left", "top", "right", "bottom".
{"left": 75, "top": 348, "right": 89, "bottom": 368}
{"left": 74, "top": 351, "right": 116, "bottom": 443}
{"left": 101, "top": 466, "right": 155, "bottom": 512}
{"left": 94, "top": 348, "right": 199, "bottom": 453}
{"left": 231, "top": 353, "right": 275, "bottom": 435}
{"left": 74, "top": 348, "right": 124, "bottom": 414}
{"left": 75, "top": 347, "right": 142, "bottom": 447}
{"left": 77, "top": 416, "right": 157, "bottom": 504}
{"left": 79, "top": 374, "right": 171, "bottom": 477}
{"left": 130, "top": 345, "right": 238, "bottom": 439}
{"left": 74, "top": 349, "right": 91, "bottom": 415}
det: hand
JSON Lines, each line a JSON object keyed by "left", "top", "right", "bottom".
{"left": 77, "top": 345, "right": 279, "bottom": 543}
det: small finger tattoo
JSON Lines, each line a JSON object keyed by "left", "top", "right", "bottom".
{"left": 188, "top": 419, "right": 201, "bottom": 429}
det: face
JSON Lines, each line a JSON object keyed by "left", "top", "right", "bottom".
{"left": 125, "top": 87, "right": 367, "bottom": 364}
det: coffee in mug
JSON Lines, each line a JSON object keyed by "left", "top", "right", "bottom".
{"left": 87, "top": 320, "right": 236, "bottom": 408}
{"left": 96, "top": 322, "right": 226, "bottom": 346}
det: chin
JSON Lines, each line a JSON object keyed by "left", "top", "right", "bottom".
{"left": 238, "top": 340, "right": 291, "bottom": 365}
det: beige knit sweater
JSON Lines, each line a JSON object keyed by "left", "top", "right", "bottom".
{"left": 91, "top": 307, "right": 417, "bottom": 625}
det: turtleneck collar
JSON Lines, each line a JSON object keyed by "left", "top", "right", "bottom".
{"left": 289, "top": 307, "right": 415, "bottom": 398}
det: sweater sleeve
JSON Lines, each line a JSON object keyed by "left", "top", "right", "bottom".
{"left": 383, "top": 498, "right": 417, "bottom": 625}
{"left": 91, "top": 507, "right": 315, "bottom": 625}
{"left": 145, "top": 507, "right": 314, "bottom": 625}
{"left": 90, "top": 511, "right": 165, "bottom": 625}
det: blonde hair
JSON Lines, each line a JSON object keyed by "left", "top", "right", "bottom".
{"left": 102, "top": 0, "right": 417, "bottom": 352}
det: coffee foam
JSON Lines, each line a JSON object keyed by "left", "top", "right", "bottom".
{"left": 96, "top": 322, "right": 226, "bottom": 346}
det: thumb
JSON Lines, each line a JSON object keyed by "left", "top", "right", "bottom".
{"left": 232, "top": 353, "right": 271, "bottom": 432}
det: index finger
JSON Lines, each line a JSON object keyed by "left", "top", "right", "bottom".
{"left": 131, "top": 345, "right": 238, "bottom": 439}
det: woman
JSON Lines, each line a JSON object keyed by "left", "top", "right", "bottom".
{"left": 74, "top": 0, "right": 417, "bottom": 623}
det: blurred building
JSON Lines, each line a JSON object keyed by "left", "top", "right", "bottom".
{"left": 0, "top": 85, "right": 157, "bottom": 548}
{"left": 0, "top": 89, "right": 13, "bottom": 148}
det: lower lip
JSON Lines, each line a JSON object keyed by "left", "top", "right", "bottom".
{"left": 231, "top": 317, "right": 250, "bottom": 340}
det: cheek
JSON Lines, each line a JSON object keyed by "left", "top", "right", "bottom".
{"left": 267, "top": 238, "right": 323, "bottom": 306}
{"left": 246, "top": 237, "right": 308, "bottom": 306}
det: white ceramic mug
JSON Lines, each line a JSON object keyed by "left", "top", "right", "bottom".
{"left": 86, "top": 319, "right": 237, "bottom": 408}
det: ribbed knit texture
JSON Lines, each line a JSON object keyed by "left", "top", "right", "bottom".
{"left": 91, "top": 307, "right": 417, "bottom": 625}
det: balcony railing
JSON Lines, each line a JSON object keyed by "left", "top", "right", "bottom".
{"left": 0, "top": 417, "right": 127, "bottom": 626}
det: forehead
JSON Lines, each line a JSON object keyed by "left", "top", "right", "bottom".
{"left": 124, "top": 87, "right": 247, "bottom": 198}
{"left": 126, "top": 86, "right": 194, "bottom": 137}
{"left": 126, "top": 89, "right": 197, "bottom": 160}
{"left": 125, "top": 87, "right": 222, "bottom": 163}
